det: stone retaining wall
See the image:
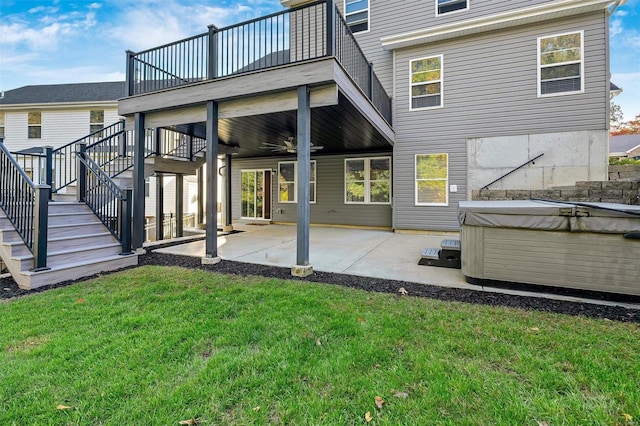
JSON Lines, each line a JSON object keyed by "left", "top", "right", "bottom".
{"left": 472, "top": 181, "right": 640, "bottom": 205}
{"left": 609, "top": 164, "right": 640, "bottom": 181}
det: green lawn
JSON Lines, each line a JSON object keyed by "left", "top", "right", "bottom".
{"left": 1, "top": 266, "right": 638, "bottom": 425}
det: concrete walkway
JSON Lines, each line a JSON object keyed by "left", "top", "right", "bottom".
{"left": 154, "top": 223, "right": 640, "bottom": 309}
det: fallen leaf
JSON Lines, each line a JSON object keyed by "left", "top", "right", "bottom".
{"left": 529, "top": 327, "right": 540, "bottom": 332}
{"left": 75, "top": 298, "right": 86, "bottom": 304}
{"left": 56, "top": 404, "right": 72, "bottom": 410}
{"left": 393, "top": 391, "right": 409, "bottom": 399}
{"left": 357, "top": 317, "right": 366, "bottom": 323}
{"left": 365, "top": 411, "right": 373, "bottom": 422}
{"left": 374, "top": 396, "right": 385, "bottom": 409}
{"left": 537, "top": 422, "right": 549, "bottom": 426}
{"left": 316, "top": 338, "right": 322, "bottom": 346}
{"left": 178, "top": 419, "right": 201, "bottom": 425}
{"left": 374, "top": 363, "right": 381, "bottom": 369}
{"left": 398, "top": 287, "right": 408, "bottom": 295}
{"left": 622, "top": 413, "right": 633, "bottom": 422}
{"left": 253, "top": 406, "right": 260, "bottom": 412}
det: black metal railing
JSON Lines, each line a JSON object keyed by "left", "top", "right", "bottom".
{"left": 126, "top": 0, "right": 392, "bottom": 124}
{"left": 144, "top": 213, "right": 197, "bottom": 241}
{"left": 481, "top": 153, "right": 545, "bottom": 190}
{"left": 0, "top": 139, "right": 49, "bottom": 269}
{"left": 158, "top": 129, "right": 207, "bottom": 160}
{"left": 77, "top": 151, "right": 132, "bottom": 254}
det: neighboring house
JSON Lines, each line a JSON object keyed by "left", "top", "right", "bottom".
{"left": 116, "top": 0, "right": 619, "bottom": 238}
{"left": 0, "top": 82, "right": 197, "bottom": 239}
{"left": 610, "top": 135, "right": 640, "bottom": 159}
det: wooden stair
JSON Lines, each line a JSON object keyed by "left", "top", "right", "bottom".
{"left": 0, "top": 202, "right": 138, "bottom": 290}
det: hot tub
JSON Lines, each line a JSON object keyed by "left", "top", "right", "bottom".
{"left": 459, "top": 200, "right": 640, "bottom": 296}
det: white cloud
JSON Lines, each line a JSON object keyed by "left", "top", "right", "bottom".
{"left": 610, "top": 19, "right": 623, "bottom": 37}
{"left": 105, "top": 1, "right": 280, "bottom": 51}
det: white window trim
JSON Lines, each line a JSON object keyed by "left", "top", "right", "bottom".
{"left": 409, "top": 55, "right": 444, "bottom": 111}
{"left": 28, "top": 111, "right": 42, "bottom": 139}
{"left": 278, "top": 160, "right": 316, "bottom": 204}
{"left": 344, "top": 0, "right": 370, "bottom": 34}
{"left": 415, "top": 153, "right": 449, "bottom": 206}
{"left": 537, "top": 30, "right": 584, "bottom": 98}
{"left": 344, "top": 156, "right": 392, "bottom": 205}
{"left": 90, "top": 110, "right": 105, "bottom": 133}
{"left": 435, "top": 0, "right": 469, "bottom": 17}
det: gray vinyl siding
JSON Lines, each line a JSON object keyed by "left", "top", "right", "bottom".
{"left": 391, "top": 11, "right": 608, "bottom": 231}
{"left": 232, "top": 153, "right": 392, "bottom": 227}
{"left": 337, "top": 0, "right": 557, "bottom": 94}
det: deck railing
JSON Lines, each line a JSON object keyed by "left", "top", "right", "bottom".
{"left": 0, "top": 138, "right": 49, "bottom": 270}
{"left": 77, "top": 151, "right": 132, "bottom": 254}
{"left": 126, "top": 0, "right": 392, "bottom": 124}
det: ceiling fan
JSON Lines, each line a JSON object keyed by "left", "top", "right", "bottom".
{"left": 261, "top": 136, "right": 324, "bottom": 153}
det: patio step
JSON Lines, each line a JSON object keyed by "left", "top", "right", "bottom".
{"left": 419, "top": 238, "right": 461, "bottom": 269}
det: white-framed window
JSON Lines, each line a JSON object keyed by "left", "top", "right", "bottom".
{"left": 436, "top": 0, "right": 468, "bottom": 16}
{"left": 415, "top": 153, "right": 448, "bottom": 206}
{"left": 538, "top": 31, "right": 583, "bottom": 97}
{"left": 278, "top": 160, "right": 316, "bottom": 203}
{"left": 28, "top": 112, "right": 41, "bottom": 139}
{"left": 90, "top": 110, "right": 105, "bottom": 134}
{"left": 0, "top": 111, "right": 5, "bottom": 139}
{"left": 345, "top": 0, "right": 369, "bottom": 33}
{"left": 410, "top": 55, "right": 443, "bottom": 110}
{"left": 344, "top": 157, "right": 391, "bottom": 204}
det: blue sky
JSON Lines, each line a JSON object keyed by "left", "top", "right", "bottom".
{"left": 1, "top": 0, "right": 638, "bottom": 119}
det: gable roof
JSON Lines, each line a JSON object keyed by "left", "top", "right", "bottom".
{"left": 610, "top": 134, "right": 640, "bottom": 154}
{"left": 0, "top": 82, "right": 126, "bottom": 105}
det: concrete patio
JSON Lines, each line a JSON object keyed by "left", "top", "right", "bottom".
{"left": 151, "top": 223, "right": 640, "bottom": 309}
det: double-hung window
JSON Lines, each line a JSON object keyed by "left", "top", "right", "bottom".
{"left": 90, "top": 110, "right": 105, "bottom": 134}
{"left": 415, "top": 154, "right": 448, "bottom": 206}
{"left": 538, "top": 31, "right": 583, "bottom": 96}
{"left": 345, "top": 157, "right": 391, "bottom": 204}
{"left": 278, "top": 161, "right": 316, "bottom": 203}
{"left": 345, "top": 0, "right": 369, "bottom": 33}
{"left": 28, "top": 112, "right": 41, "bottom": 139}
{"left": 436, "top": 0, "right": 468, "bottom": 15}
{"left": 410, "top": 55, "right": 443, "bottom": 110}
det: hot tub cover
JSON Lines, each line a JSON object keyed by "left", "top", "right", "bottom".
{"left": 459, "top": 200, "right": 640, "bottom": 233}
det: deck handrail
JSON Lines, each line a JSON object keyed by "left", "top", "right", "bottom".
{"left": 125, "top": 0, "right": 392, "bottom": 123}
{"left": 77, "top": 151, "right": 132, "bottom": 254}
{"left": 481, "top": 153, "right": 545, "bottom": 190}
{"left": 0, "top": 138, "right": 49, "bottom": 269}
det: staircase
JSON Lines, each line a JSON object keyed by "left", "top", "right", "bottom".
{"left": 0, "top": 201, "right": 137, "bottom": 289}
{"left": 0, "top": 124, "right": 207, "bottom": 290}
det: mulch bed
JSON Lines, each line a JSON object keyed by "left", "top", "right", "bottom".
{"left": 2, "top": 251, "right": 639, "bottom": 324}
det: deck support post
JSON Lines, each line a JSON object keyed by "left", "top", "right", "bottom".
{"left": 132, "top": 112, "right": 146, "bottom": 250}
{"left": 44, "top": 146, "right": 53, "bottom": 199}
{"left": 120, "top": 188, "right": 133, "bottom": 255}
{"left": 32, "top": 184, "right": 50, "bottom": 271}
{"left": 292, "top": 85, "right": 313, "bottom": 277}
{"left": 175, "top": 173, "right": 184, "bottom": 238}
{"left": 156, "top": 173, "right": 164, "bottom": 241}
{"left": 203, "top": 100, "right": 220, "bottom": 264}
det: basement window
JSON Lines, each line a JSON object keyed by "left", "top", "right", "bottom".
{"left": 278, "top": 161, "right": 316, "bottom": 203}
{"left": 415, "top": 153, "right": 448, "bottom": 206}
{"left": 436, "top": 0, "right": 468, "bottom": 15}
{"left": 345, "top": 157, "right": 391, "bottom": 204}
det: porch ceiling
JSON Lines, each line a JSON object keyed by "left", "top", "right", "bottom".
{"left": 168, "top": 91, "right": 392, "bottom": 158}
